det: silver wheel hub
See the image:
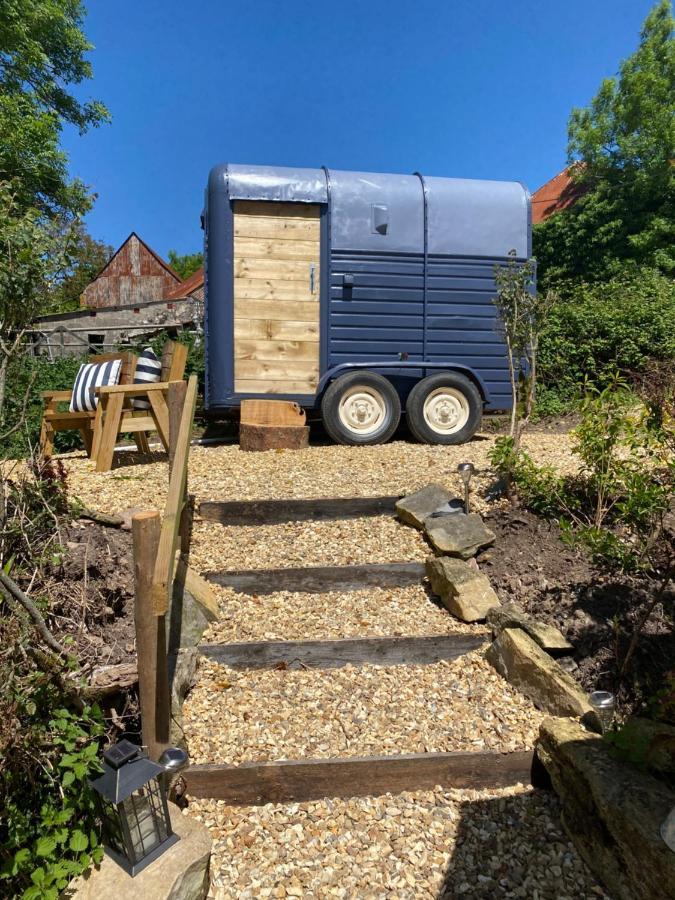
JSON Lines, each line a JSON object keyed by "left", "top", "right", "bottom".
{"left": 423, "top": 388, "right": 469, "bottom": 435}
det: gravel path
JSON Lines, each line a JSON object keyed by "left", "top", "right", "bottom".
{"left": 183, "top": 652, "right": 543, "bottom": 765}
{"left": 57, "top": 432, "right": 609, "bottom": 897}
{"left": 189, "top": 515, "right": 428, "bottom": 573}
{"left": 204, "top": 584, "right": 481, "bottom": 644}
{"left": 59, "top": 431, "right": 577, "bottom": 514}
{"left": 187, "top": 785, "right": 610, "bottom": 899}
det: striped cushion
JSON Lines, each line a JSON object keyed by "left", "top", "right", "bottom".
{"left": 131, "top": 347, "right": 162, "bottom": 409}
{"left": 69, "top": 359, "right": 122, "bottom": 413}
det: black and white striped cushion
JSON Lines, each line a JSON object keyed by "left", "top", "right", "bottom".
{"left": 131, "top": 347, "right": 162, "bottom": 409}
{"left": 69, "top": 359, "right": 122, "bottom": 413}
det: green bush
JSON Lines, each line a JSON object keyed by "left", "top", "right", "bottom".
{"left": 2, "top": 355, "right": 85, "bottom": 458}
{"left": 538, "top": 267, "right": 675, "bottom": 411}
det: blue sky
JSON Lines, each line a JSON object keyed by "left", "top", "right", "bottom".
{"left": 62, "top": 0, "right": 654, "bottom": 260}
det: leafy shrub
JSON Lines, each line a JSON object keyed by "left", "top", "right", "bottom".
{"left": 1, "top": 354, "right": 84, "bottom": 458}
{"left": 538, "top": 267, "right": 675, "bottom": 411}
{"left": 490, "top": 381, "right": 674, "bottom": 684}
{"left": 0, "top": 461, "right": 104, "bottom": 898}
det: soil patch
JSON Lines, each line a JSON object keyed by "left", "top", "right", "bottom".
{"left": 478, "top": 506, "right": 674, "bottom": 718}
{"left": 43, "top": 519, "right": 136, "bottom": 668}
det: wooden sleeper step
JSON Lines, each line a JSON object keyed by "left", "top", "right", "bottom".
{"left": 198, "top": 495, "right": 401, "bottom": 526}
{"left": 183, "top": 750, "right": 535, "bottom": 805}
{"left": 200, "top": 633, "right": 487, "bottom": 670}
{"left": 204, "top": 561, "right": 426, "bottom": 595}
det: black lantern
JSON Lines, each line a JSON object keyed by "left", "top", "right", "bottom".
{"left": 90, "top": 740, "right": 179, "bottom": 876}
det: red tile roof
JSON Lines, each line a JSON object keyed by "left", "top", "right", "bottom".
{"left": 531, "top": 166, "right": 586, "bottom": 224}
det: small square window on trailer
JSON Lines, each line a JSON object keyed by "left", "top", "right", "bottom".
{"left": 202, "top": 164, "right": 532, "bottom": 446}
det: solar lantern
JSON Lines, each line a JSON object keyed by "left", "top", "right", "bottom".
{"left": 589, "top": 691, "right": 615, "bottom": 734}
{"left": 457, "top": 462, "right": 475, "bottom": 514}
{"left": 90, "top": 739, "right": 183, "bottom": 876}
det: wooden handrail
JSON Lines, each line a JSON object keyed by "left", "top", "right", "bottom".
{"left": 151, "top": 374, "right": 198, "bottom": 615}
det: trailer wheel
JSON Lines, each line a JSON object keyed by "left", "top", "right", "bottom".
{"left": 321, "top": 373, "right": 401, "bottom": 445}
{"left": 406, "top": 372, "right": 482, "bottom": 444}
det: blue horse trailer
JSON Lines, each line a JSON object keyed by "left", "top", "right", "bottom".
{"left": 203, "top": 163, "right": 531, "bottom": 445}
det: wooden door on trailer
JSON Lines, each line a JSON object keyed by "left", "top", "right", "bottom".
{"left": 233, "top": 200, "right": 321, "bottom": 395}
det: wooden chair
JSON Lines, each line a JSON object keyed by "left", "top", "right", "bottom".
{"left": 40, "top": 352, "right": 138, "bottom": 458}
{"left": 91, "top": 341, "right": 189, "bottom": 472}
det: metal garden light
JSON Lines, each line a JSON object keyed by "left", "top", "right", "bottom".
{"left": 457, "top": 462, "right": 475, "bottom": 514}
{"left": 589, "top": 691, "right": 615, "bottom": 734}
{"left": 90, "top": 739, "right": 186, "bottom": 876}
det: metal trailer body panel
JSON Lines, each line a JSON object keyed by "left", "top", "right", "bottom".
{"left": 203, "top": 163, "right": 531, "bottom": 413}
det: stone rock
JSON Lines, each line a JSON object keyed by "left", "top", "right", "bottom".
{"left": 426, "top": 556, "right": 501, "bottom": 622}
{"left": 395, "top": 484, "right": 453, "bottom": 530}
{"left": 486, "top": 628, "right": 592, "bottom": 718}
{"left": 613, "top": 717, "right": 675, "bottom": 782}
{"left": 537, "top": 716, "right": 675, "bottom": 900}
{"left": 69, "top": 802, "right": 212, "bottom": 899}
{"left": 486, "top": 602, "right": 573, "bottom": 655}
{"left": 167, "top": 581, "right": 218, "bottom": 653}
{"left": 425, "top": 513, "right": 496, "bottom": 559}
{"left": 168, "top": 647, "right": 198, "bottom": 749}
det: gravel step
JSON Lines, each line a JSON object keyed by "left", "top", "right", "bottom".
{"left": 183, "top": 654, "right": 545, "bottom": 766}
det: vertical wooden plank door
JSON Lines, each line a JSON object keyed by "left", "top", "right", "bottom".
{"left": 233, "top": 201, "right": 321, "bottom": 395}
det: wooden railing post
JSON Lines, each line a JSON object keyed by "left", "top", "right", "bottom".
{"left": 132, "top": 510, "right": 170, "bottom": 760}
{"left": 167, "top": 380, "right": 188, "bottom": 475}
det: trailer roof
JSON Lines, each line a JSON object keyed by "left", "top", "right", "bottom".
{"left": 208, "top": 163, "right": 530, "bottom": 258}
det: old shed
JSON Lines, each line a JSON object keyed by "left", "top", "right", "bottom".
{"left": 81, "top": 232, "right": 182, "bottom": 309}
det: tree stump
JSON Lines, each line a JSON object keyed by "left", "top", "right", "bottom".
{"left": 239, "top": 423, "right": 310, "bottom": 452}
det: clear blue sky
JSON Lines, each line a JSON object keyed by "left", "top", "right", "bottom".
{"left": 62, "top": 0, "right": 654, "bottom": 260}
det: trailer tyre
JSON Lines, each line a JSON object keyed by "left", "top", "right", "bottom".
{"left": 406, "top": 372, "right": 482, "bottom": 444}
{"left": 321, "top": 373, "right": 401, "bottom": 445}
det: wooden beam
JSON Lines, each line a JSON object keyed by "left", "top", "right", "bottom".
{"left": 200, "top": 633, "right": 486, "bottom": 669}
{"left": 198, "top": 495, "right": 401, "bottom": 526}
{"left": 205, "top": 561, "right": 426, "bottom": 595}
{"left": 183, "top": 750, "right": 534, "bottom": 804}
{"left": 152, "top": 375, "right": 198, "bottom": 615}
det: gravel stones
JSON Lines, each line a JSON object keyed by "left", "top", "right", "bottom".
{"left": 486, "top": 603, "right": 573, "bottom": 655}
{"left": 426, "top": 557, "right": 501, "bottom": 622}
{"left": 395, "top": 484, "right": 454, "bottom": 530}
{"left": 486, "top": 629, "right": 593, "bottom": 718}
{"left": 425, "top": 512, "right": 496, "bottom": 559}
{"left": 203, "top": 584, "right": 482, "bottom": 644}
{"left": 183, "top": 652, "right": 543, "bottom": 765}
{"left": 189, "top": 785, "right": 609, "bottom": 899}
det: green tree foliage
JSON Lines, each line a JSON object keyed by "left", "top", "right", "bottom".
{"left": 534, "top": 1, "right": 675, "bottom": 285}
{"left": 0, "top": 183, "right": 74, "bottom": 432}
{"left": 538, "top": 267, "right": 675, "bottom": 405}
{"left": 0, "top": 0, "right": 109, "bottom": 217}
{"left": 167, "top": 249, "right": 203, "bottom": 280}
{"left": 51, "top": 223, "right": 113, "bottom": 311}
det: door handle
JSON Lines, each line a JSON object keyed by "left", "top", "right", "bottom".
{"left": 309, "top": 264, "right": 316, "bottom": 295}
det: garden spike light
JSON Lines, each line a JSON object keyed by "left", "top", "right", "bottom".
{"left": 457, "top": 463, "right": 475, "bottom": 514}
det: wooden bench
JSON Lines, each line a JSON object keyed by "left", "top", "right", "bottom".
{"left": 91, "top": 341, "right": 189, "bottom": 472}
{"left": 39, "top": 352, "right": 138, "bottom": 458}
